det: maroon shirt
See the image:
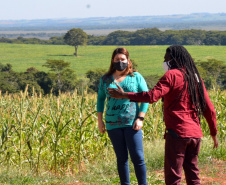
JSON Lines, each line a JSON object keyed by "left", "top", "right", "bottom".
{"left": 128, "top": 69, "right": 217, "bottom": 138}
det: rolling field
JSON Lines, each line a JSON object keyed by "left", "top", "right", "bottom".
{"left": 1, "top": 43, "right": 226, "bottom": 77}
{"left": 0, "top": 43, "right": 225, "bottom": 184}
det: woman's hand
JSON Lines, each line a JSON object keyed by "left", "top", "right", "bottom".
{"left": 108, "top": 83, "right": 128, "bottom": 99}
{"left": 98, "top": 121, "right": 106, "bottom": 134}
{"left": 133, "top": 119, "right": 143, "bottom": 131}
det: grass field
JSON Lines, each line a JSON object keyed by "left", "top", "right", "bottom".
{"left": 0, "top": 43, "right": 225, "bottom": 184}
{"left": 0, "top": 88, "right": 225, "bottom": 184}
{"left": 0, "top": 138, "right": 225, "bottom": 184}
{"left": 1, "top": 43, "right": 226, "bottom": 77}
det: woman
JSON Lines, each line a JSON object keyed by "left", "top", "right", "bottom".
{"left": 97, "top": 47, "right": 149, "bottom": 185}
{"left": 108, "top": 45, "right": 218, "bottom": 185}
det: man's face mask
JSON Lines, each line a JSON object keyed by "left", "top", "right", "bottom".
{"left": 113, "top": 61, "right": 128, "bottom": 71}
{"left": 163, "top": 61, "right": 171, "bottom": 72}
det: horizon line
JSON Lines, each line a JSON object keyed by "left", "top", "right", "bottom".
{"left": 1, "top": 12, "right": 226, "bottom": 21}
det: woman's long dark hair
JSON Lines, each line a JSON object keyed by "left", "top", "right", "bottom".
{"left": 166, "top": 45, "right": 206, "bottom": 116}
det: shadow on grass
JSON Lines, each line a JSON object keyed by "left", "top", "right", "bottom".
{"left": 47, "top": 55, "right": 84, "bottom": 57}
{"left": 47, "top": 54, "right": 73, "bottom": 57}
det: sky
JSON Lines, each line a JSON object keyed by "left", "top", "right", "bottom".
{"left": 1, "top": 0, "right": 226, "bottom": 20}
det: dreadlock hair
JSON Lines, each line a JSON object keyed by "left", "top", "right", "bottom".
{"left": 166, "top": 45, "right": 206, "bottom": 116}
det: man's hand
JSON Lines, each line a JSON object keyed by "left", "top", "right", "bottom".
{"left": 108, "top": 83, "right": 128, "bottom": 99}
{"left": 211, "top": 135, "right": 218, "bottom": 149}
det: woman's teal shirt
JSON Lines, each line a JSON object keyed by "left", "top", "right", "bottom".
{"left": 97, "top": 72, "right": 149, "bottom": 130}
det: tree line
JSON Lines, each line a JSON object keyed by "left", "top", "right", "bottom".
{"left": 0, "top": 58, "right": 225, "bottom": 96}
{"left": 1, "top": 28, "right": 226, "bottom": 46}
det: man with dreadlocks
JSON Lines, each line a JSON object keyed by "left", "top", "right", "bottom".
{"left": 108, "top": 45, "right": 218, "bottom": 185}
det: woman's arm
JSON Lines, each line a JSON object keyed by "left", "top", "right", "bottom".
{"left": 97, "top": 78, "right": 107, "bottom": 112}
{"left": 97, "top": 77, "right": 107, "bottom": 134}
{"left": 97, "top": 112, "right": 106, "bottom": 134}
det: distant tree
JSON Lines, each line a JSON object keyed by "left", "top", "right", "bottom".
{"left": 87, "top": 35, "right": 106, "bottom": 45}
{"left": 0, "top": 71, "right": 20, "bottom": 93}
{"left": 130, "top": 59, "right": 138, "bottom": 71}
{"left": 43, "top": 59, "right": 70, "bottom": 73}
{"left": 182, "top": 29, "right": 206, "bottom": 45}
{"left": 196, "top": 59, "right": 226, "bottom": 90}
{"left": 49, "top": 36, "right": 65, "bottom": 45}
{"left": 103, "top": 30, "right": 131, "bottom": 45}
{"left": 166, "top": 32, "right": 184, "bottom": 45}
{"left": 34, "top": 71, "right": 52, "bottom": 94}
{"left": 204, "top": 31, "right": 222, "bottom": 45}
{"left": 63, "top": 28, "right": 88, "bottom": 56}
{"left": 43, "top": 59, "right": 77, "bottom": 94}
{"left": 59, "top": 69, "right": 78, "bottom": 92}
{"left": 0, "top": 63, "right": 12, "bottom": 72}
{"left": 18, "top": 72, "right": 44, "bottom": 95}
{"left": 43, "top": 59, "right": 70, "bottom": 91}
{"left": 25, "top": 67, "right": 51, "bottom": 94}
{"left": 0, "top": 37, "right": 13, "bottom": 43}
{"left": 86, "top": 68, "right": 106, "bottom": 92}
{"left": 130, "top": 28, "right": 162, "bottom": 45}
{"left": 221, "top": 32, "right": 226, "bottom": 45}
{"left": 26, "top": 67, "right": 39, "bottom": 73}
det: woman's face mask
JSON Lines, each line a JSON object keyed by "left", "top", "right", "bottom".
{"left": 113, "top": 53, "right": 128, "bottom": 71}
{"left": 163, "top": 61, "right": 171, "bottom": 72}
{"left": 113, "top": 61, "right": 128, "bottom": 71}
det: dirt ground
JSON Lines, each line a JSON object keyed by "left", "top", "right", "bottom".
{"left": 197, "top": 159, "right": 226, "bottom": 185}
{"left": 156, "top": 159, "right": 226, "bottom": 185}
{"left": 67, "top": 159, "right": 226, "bottom": 185}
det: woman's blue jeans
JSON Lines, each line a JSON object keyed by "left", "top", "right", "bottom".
{"left": 107, "top": 127, "right": 147, "bottom": 185}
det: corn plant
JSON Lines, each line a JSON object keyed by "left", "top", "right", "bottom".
{"left": 0, "top": 88, "right": 224, "bottom": 176}
{"left": 144, "top": 100, "right": 164, "bottom": 140}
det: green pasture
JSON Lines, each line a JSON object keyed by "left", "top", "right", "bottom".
{"left": 1, "top": 43, "right": 226, "bottom": 77}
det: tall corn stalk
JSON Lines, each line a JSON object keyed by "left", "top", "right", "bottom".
{"left": 0, "top": 88, "right": 224, "bottom": 175}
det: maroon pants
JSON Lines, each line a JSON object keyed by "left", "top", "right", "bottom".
{"left": 164, "top": 133, "right": 201, "bottom": 185}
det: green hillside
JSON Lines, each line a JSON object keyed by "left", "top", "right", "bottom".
{"left": 1, "top": 43, "right": 226, "bottom": 77}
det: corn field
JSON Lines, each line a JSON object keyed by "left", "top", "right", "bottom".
{"left": 0, "top": 87, "right": 225, "bottom": 175}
